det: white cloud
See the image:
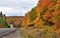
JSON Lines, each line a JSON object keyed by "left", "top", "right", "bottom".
{"left": 0, "top": 7, "right": 24, "bottom": 12}
{"left": 0, "top": 7, "right": 26, "bottom": 16}
{"left": 0, "top": 0, "right": 38, "bottom": 16}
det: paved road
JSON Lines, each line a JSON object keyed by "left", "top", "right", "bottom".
{"left": 0, "top": 28, "right": 18, "bottom": 37}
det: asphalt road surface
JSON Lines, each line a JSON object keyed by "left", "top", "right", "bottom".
{"left": 0, "top": 28, "right": 20, "bottom": 38}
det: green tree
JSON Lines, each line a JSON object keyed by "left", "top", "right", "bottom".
{"left": 29, "top": 7, "right": 36, "bottom": 21}
{"left": 0, "top": 12, "right": 9, "bottom": 28}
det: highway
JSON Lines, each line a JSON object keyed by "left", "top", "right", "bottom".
{"left": 0, "top": 28, "right": 18, "bottom": 37}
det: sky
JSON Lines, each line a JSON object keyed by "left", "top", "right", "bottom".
{"left": 0, "top": 0, "right": 38, "bottom": 16}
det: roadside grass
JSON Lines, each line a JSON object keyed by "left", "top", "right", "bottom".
{"left": 20, "top": 28, "right": 60, "bottom": 38}
{"left": 20, "top": 28, "right": 36, "bottom": 38}
{"left": 28, "top": 34, "right": 35, "bottom": 38}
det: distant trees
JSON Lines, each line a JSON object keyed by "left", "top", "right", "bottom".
{"left": 15, "top": 21, "right": 22, "bottom": 28}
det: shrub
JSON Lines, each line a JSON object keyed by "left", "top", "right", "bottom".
{"left": 51, "top": 0, "right": 57, "bottom": 5}
{"left": 43, "top": 6, "right": 48, "bottom": 12}
{"left": 40, "top": 6, "right": 48, "bottom": 19}
{"left": 28, "top": 23, "right": 34, "bottom": 27}
{"left": 50, "top": 9, "right": 55, "bottom": 13}
{"left": 55, "top": 13, "right": 60, "bottom": 20}
{"left": 42, "top": 19, "right": 54, "bottom": 26}
{"left": 57, "top": 7, "right": 60, "bottom": 11}
{"left": 40, "top": 12, "right": 45, "bottom": 18}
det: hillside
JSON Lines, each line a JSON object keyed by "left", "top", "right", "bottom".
{"left": 6, "top": 16, "right": 24, "bottom": 27}
{"left": 22, "top": 0, "right": 60, "bottom": 29}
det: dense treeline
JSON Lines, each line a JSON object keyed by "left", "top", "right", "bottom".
{"left": 22, "top": 0, "right": 60, "bottom": 29}
{"left": 0, "top": 12, "right": 9, "bottom": 28}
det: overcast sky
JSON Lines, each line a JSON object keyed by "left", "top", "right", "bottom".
{"left": 0, "top": 0, "right": 38, "bottom": 16}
